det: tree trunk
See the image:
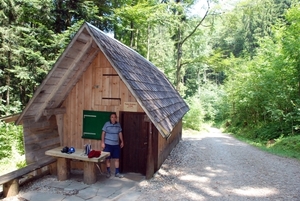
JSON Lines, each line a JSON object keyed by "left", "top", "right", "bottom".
{"left": 147, "top": 24, "right": 150, "bottom": 60}
{"left": 174, "top": 0, "right": 210, "bottom": 93}
{"left": 130, "top": 21, "right": 134, "bottom": 48}
{"left": 175, "top": 39, "right": 182, "bottom": 91}
{"left": 6, "top": 76, "right": 10, "bottom": 107}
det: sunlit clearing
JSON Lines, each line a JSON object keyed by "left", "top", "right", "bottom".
{"left": 205, "top": 166, "right": 227, "bottom": 174}
{"left": 232, "top": 187, "right": 278, "bottom": 197}
{"left": 181, "top": 175, "right": 210, "bottom": 182}
{"left": 180, "top": 175, "right": 222, "bottom": 196}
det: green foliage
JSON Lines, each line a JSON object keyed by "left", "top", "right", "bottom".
{"left": 0, "top": 127, "right": 11, "bottom": 159}
{"left": 229, "top": 130, "right": 300, "bottom": 160}
{"left": 1, "top": 0, "right": 299, "bottom": 161}
{"left": 183, "top": 82, "right": 225, "bottom": 130}
{"left": 234, "top": 122, "right": 293, "bottom": 141}
{"left": 211, "top": 0, "right": 290, "bottom": 58}
{"left": 254, "top": 124, "right": 287, "bottom": 141}
{"left": 219, "top": 3, "right": 300, "bottom": 137}
{"left": 272, "top": 135, "right": 300, "bottom": 154}
{"left": 0, "top": 150, "right": 26, "bottom": 175}
{"left": 211, "top": 2, "right": 300, "bottom": 164}
{"left": 183, "top": 96, "right": 204, "bottom": 131}
{"left": 0, "top": 121, "right": 24, "bottom": 160}
{"left": 199, "top": 82, "right": 225, "bottom": 121}
{"left": 0, "top": 0, "right": 101, "bottom": 116}
{"left": 16, "top": 159, "right": 26, "bottom": 168}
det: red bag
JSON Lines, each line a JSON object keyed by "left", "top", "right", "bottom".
{"left": 88, "top": 150, "right": 101, "bottom": 158}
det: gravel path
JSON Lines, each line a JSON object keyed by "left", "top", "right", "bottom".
{"left": 135, "top": 128, "right": 300, "bottom": 201}
{"left": 1, "top": 127, "right": 299, "bottom": 201}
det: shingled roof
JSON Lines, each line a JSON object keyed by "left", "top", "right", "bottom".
{"left": 16, "top": 22, "right": 189, "bottom": 138}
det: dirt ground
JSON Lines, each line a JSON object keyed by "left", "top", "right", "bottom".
{"left": 135, "top": 127, "right": 300, "bottom": 201}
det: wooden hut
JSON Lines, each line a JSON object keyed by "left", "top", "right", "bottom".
{"left": 16, "top": 22, "right": 189, "bottom": 178}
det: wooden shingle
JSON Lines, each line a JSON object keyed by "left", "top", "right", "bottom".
{"left": 86, "top": 23, "right": 189, "bottom": 137}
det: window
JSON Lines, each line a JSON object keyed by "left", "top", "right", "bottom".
{"left": 82, "top": 110, "right": 112, "bottom": 140}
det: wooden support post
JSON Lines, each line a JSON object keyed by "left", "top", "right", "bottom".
{"left": 55, "top": 114, "right": 64, "bottom": 145}
{"left": 83, "top": 162, "right": 96, "bottom": 184}
{"left": 57, "top": 158, "right": 70, "bottom": 181}
{"left": 146, "top": 122, "right": 154, "bottom": 179}
{"left": 3, "top": 179, "right": 19, "bottom": 197}
{"left": 49, "top": 161, "right": 57, "bottom": 175}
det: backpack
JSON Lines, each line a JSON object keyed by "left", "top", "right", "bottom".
{"left": 61, "top": 146, "right": 69, "bottom": 153}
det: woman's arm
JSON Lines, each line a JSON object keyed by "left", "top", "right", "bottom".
{"left": 101, "top": 131, "right": 106, "bottom": 149}
{"left": 119, "top": 132, "right": 124, "bottom": 148}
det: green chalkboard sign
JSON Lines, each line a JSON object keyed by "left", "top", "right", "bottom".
{"left": 82, "top": 110, "right": 112, "bottom": 140}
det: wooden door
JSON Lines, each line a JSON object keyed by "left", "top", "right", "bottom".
{"left": 120, "top": 112, "right": 148, "bottom": 174}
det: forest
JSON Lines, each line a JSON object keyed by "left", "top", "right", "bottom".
{"left": 1, "top": 0, "right": 300, "bottom": 167}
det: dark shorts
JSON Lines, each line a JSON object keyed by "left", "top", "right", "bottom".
{"left": 103, "top": 144, "right": 121, "bottom": 159}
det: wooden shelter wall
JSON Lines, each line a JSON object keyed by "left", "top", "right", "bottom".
{"left": 156, "top": 120, "right": 182, "bottom": 169}
{"left": 62, "top": 51, "right": 144, "bottom": 150}
{"left": 23, "top": 116, "right": 60, "bottom": 164}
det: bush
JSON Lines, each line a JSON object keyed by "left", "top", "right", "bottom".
{"left": 183, "top": 96, "right": 205, "bottom": 131}
{"left": 0, "top": 131, "right": 12, "bottom": 159}
{"left": 0, "top": 121, "right": 24, "bottom": 160}
{"left": 183, "top": 83, "right": 225, "bottom": 130}
{"left": 199, "top": 83, "right": 225, "bottom": 121}
{"left": 273, "top": 135, "right": 300, "bottom": 153}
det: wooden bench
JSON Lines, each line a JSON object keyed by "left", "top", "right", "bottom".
{"left": 45, "top": 147, "right": 109, "bottom": 185}
{"left": 0, "top": 157, "right": 56, "bottom": 197}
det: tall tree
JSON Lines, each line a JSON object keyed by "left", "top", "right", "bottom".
{"left": 170, "top": 0, "right": 212, "bottom": 94}
{"left": 282, "top": 4, "right": 300, "bottom": 96}
{"left": 52, "top": 0, "right": 99, "bottom": 33}
{"left": 0, "top": 0, "right": 22, "bottom": 114}
{"left": 211, "top": 0, "right": 292, "bottom": 59}
{"left": 0, "top": 0, "right": 103, "bottom": 116}
{"left": 219, "top": 1, "right": 299, "bottom": 138}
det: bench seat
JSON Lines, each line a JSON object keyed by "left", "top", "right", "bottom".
{"left": 0, "top": 157, "right": 56, "bottom": 197}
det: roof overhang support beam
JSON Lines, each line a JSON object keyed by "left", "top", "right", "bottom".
{"left": 55, "top": 47, "right": 99, "bottom": 105}
{"left": 34, "top": 38, "right": 93, "bottom": 122}
{"left": 43, "top": 108, "right": 66, "bottom": 145}
{"left": 43, "top": 107, "right": 66, "bottom": 119}
{"left": 0, "top": 113, "right": 21, "bottom": 123}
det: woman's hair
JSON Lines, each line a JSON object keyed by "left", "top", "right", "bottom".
{"left": 110, "top": 112, "right": 117, "bottom": 117}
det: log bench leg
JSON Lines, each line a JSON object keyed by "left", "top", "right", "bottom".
{"left": 57, "top": 157, "right": 70, "bottom": 181}
{"left": 83, "top": 162, "right": 96, "bottom": 185}
{"left": 3, "top": 179, "right": 19, "bottom": 197}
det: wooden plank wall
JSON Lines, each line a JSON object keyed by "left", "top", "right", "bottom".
{"left": 62, "top": 51, "right": 144, "bottom": 152}
{"left": 156, "top": 120, "right": 182, "bottom": 170}
{"left": 23, "top": 116, "right": 60, "bottom": 164}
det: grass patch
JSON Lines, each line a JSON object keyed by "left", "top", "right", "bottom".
{"left": 231, "top": 133, "right": 300, "bottom": 160}
{"left": 264, "top": 135, "right": 300, "bottom": 159}
{"left": 183, "top": 122, "right": 215, "bottom": 136}
{"left": 0, "top": 152, "right": 26, "bottom": 176}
